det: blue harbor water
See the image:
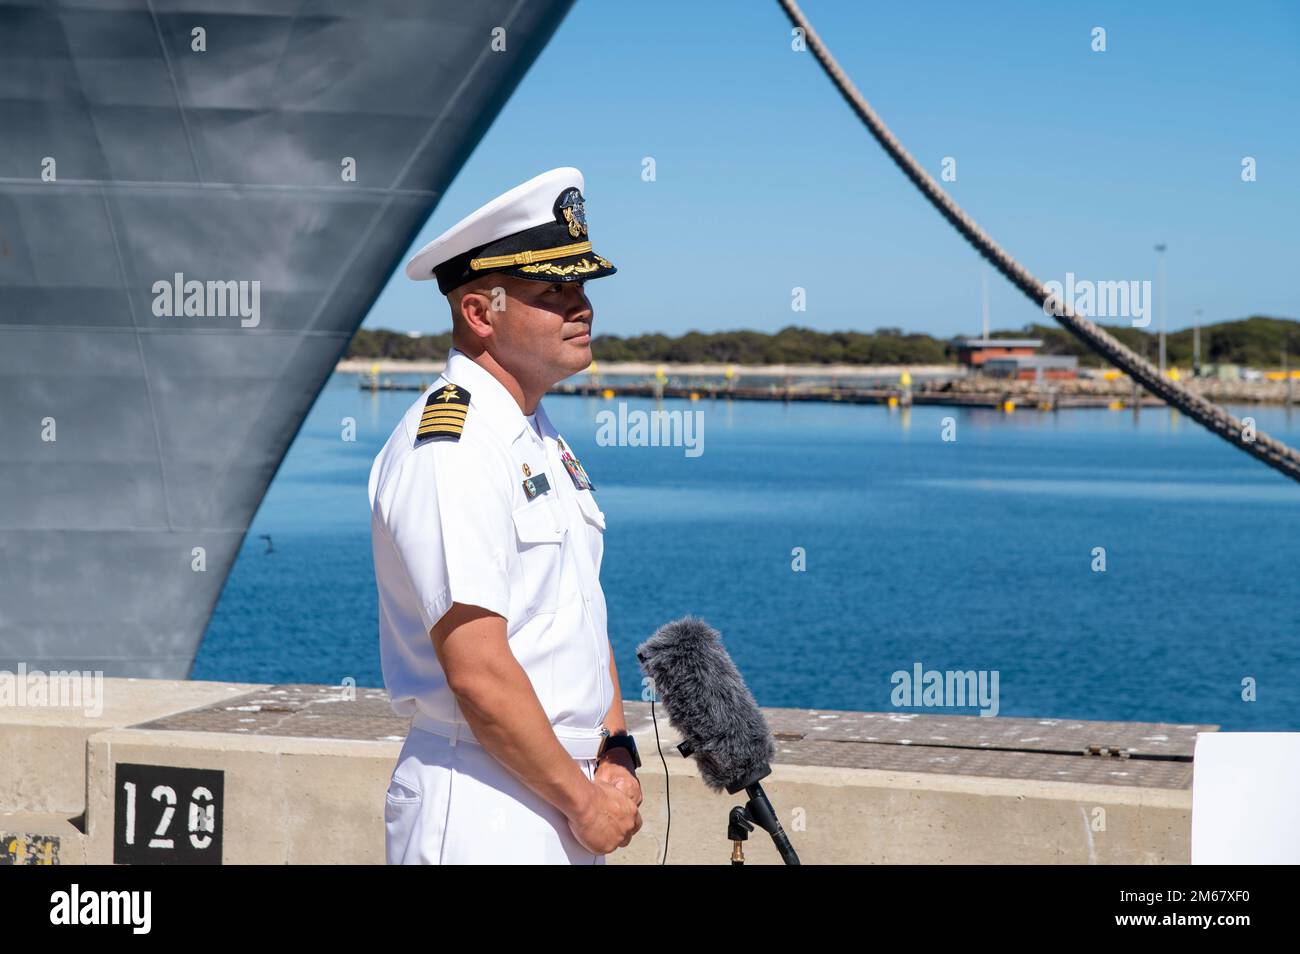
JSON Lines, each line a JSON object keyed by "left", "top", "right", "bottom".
{"left": 194, "top": 372, "right": 1300, "bottom": 731}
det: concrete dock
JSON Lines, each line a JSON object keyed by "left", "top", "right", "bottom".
{"left": 1, "top": 678, "right": 1208, "bottom": 864}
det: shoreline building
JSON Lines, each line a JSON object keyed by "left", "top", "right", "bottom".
{"left": 955, "top": 337, "right": 1078, "bottom": 383}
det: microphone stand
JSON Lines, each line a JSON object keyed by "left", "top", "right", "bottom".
{"left": 726, "top": 782, "right": 801, "bottom": 865}
{"left": 677, "top": 740, "right": 800, "bottom": 865}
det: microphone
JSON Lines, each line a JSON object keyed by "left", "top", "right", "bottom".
{"left": 636, "top": 616, "right": 800, "bottom": 865}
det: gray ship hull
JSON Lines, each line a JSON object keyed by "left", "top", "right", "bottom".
{"left": 0, "top": 0, "right": 572, "bottom": 677}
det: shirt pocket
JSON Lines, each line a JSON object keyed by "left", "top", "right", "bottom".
{"left": 511, "top": 498, "right": 567, "bottom": 616}
{"left": 574, "top": 490, "right": 606, "bottom": 575}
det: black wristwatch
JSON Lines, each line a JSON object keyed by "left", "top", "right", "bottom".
{"left": 597, "top": 728, "right": 640, "bottom": 770}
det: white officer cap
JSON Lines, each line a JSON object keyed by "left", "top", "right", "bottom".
{"left": 405, "top": 167, "right": 616, "bottom": 294}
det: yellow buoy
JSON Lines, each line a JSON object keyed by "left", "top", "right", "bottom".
{"left": 689, "top": 391, "right": 700, "bottom": 401}
{"left": 1107, "top": 400, "right": 1124, "bottom": 410}
{"left": 601, "top": 388, "right": 615, "bottom": 399}
{"left": 887, "top": 395, "right": 899, "bottom": 408}
{"left": 1002, "top": 400, "right": 1016, "bottom": 413}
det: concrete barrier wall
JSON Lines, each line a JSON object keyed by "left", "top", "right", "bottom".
{"left": 616, "top": 763, "right": 1189, "bottom": 864}
{"left": 1, "top": 679, "right": 260, "bottom": 815}
{"left": 1, "top": 678, "right": 1193, "bottom": 865}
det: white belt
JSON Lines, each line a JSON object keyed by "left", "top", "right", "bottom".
{"left": 411, "top": 711, "right": 605, "bottom": 760}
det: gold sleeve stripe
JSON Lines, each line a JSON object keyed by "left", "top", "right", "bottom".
{"left": 419, "top": 426, "right": 465, "bottom": 436}
{"left": 420, "top": 409, "right": 466, "bottom": 420}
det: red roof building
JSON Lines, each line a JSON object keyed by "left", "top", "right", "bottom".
{"left": 955, "top": 338, "right": 1042, "bottom": 367}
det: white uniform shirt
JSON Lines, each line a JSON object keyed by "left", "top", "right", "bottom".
{"left": 369, "top": 347, "right": 613, "bottom": 738}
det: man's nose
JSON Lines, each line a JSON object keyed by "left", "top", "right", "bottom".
{"left": 567, "top": 287, "right": 593, "bottom": 320}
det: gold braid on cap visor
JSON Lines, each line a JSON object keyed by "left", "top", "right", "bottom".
{"left": 469, "top": 240, "right": 593, "bottom": 270}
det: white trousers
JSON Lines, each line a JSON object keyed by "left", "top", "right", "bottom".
{"left": 385, "top": 725, "right": 605, "bottom": 865}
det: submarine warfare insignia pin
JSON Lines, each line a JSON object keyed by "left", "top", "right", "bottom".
{"left": 557, "top": 437, "right": 594, "bottom": 491}
{"left": 523, "top": 473, "right": 551, "bottom": 500}
{"left": 416, "top": 383, "right": 470, "bottom": 443}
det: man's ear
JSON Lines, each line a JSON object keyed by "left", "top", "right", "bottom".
{"left": 456, "top": 284, "right": 502, "bottom": 339}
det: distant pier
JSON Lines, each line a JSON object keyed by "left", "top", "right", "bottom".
{"left": 351, "top": 362, "right": 1289, "bottom": 410}
{"left": 552, "top": 381, "right": 1167, "bottom": 411}
{"left": 359, "top": 378, "right": 428, "bottom": 392}
{"left": 357, "top": 375, "right": 1166, "bottom": 410}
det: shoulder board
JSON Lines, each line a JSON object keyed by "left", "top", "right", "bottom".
{"left": 415, "top": 383, "right": 471, "bottom": 444}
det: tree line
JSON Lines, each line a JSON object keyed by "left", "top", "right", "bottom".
{"left": 346, "top": 316, "right": 1299, "bottom": 368}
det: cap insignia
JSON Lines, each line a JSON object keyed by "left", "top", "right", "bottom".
{"left": 555, "top": 187, "right": 588, "bottom": 239}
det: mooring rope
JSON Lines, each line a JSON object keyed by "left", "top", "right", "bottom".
{"left": 777, "top": 0, "right": 1300, "bottom": 485}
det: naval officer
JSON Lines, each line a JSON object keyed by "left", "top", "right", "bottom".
{"left": 370, "top": 168, "right": 643, "bottom": 864}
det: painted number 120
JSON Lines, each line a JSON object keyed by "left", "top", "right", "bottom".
{"left": 121, "top": 781, "right": 216, "bottom": 850}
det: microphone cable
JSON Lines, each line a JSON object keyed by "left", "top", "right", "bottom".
{"left": 650, "top": 696, "right": 670, "bottom": 864}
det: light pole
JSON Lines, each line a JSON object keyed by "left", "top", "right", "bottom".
{"left": 1285, "top": 333, "right": 1293, "bottom": 407}
{"left": 981, "top": 267, "right": 990, "bottom": 343}
{"left": 1154, "top": 243, "right": 1167, "bottom": 377}
{"left": 1193, "top": 308, "right": 1202, "bottom": 377}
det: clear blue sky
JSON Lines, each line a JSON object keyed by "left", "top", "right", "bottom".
{"left": 364, "top": 0, "right": 1300, "bottom": 340}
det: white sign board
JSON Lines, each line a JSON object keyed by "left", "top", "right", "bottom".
{"left": 1192, "top": 732, "right": 1300, "bottom": 864}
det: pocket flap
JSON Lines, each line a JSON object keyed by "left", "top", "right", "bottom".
{"left": 512, "top": 500, "right": 565, "bottom": 544}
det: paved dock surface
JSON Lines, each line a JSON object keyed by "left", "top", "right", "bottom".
{"left": 134, "top": 683, "right": 1204, "bottom": 790}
